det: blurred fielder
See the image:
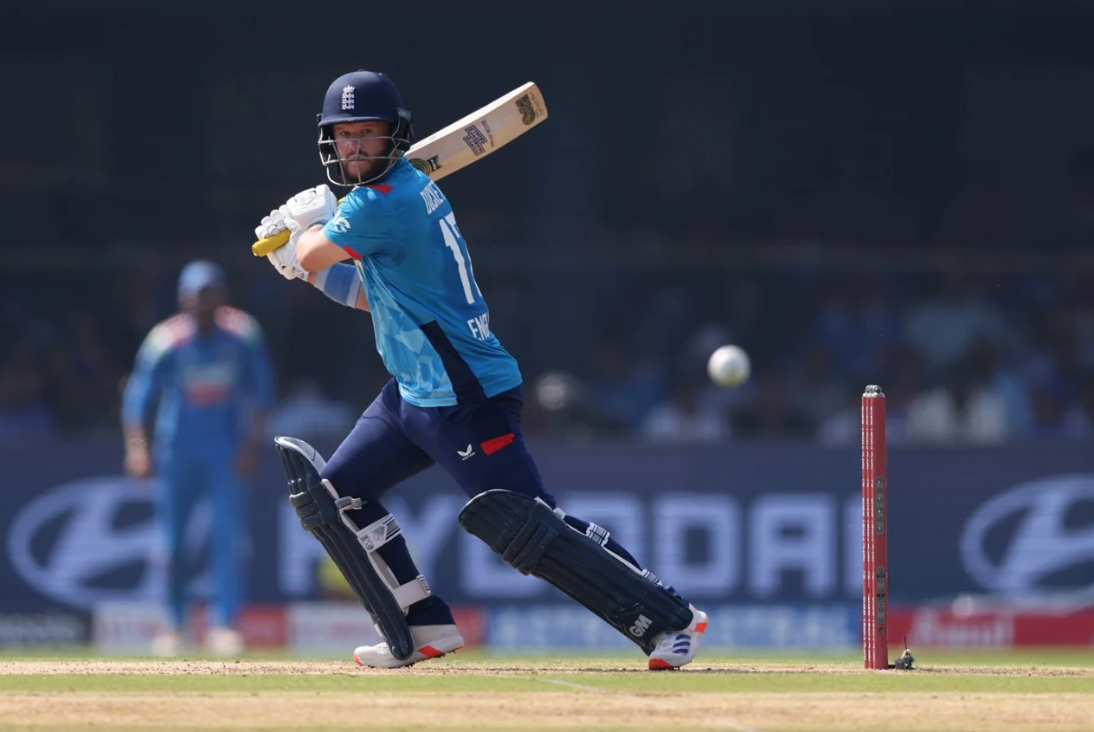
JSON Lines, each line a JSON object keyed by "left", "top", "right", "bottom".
{"left": 122, "top": 261, "right": 275, "bottom": 656}
{"left": 256, "top": 70, "right": 708, "bottom": 669}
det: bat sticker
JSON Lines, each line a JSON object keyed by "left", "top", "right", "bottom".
{"left": 409, "top": 155, "right": 443, "bottom": 175}
{"left": 463, "top": 125, "right": 487, "bottom": 156}
{"left": 516, "top": 94, "right": 537, "bottom": 125}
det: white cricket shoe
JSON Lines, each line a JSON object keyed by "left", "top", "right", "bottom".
{"left": 151, "top": 629, "right": 182, "bottom": 657}
{"left": 353, "top": 624, "right": 464, "bottom": 669}
{"left": 647, "top": 605, "right": 709, "bottom": 670}
{"left": 205, "top": 627, "right": 245, "bottom": 657}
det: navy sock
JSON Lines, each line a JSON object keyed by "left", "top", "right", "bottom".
{"left": 351, "top": 501, "right": 455, "bottom": 627}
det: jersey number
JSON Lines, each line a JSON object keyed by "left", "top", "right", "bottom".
{"left": 439, "top": 212, "right": 482, "bottom": 305}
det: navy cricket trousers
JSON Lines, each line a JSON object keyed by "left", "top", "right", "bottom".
{"left": 314, "top": 378, "right": 557, "bottom": 625}
{"left": 313, "top": 378, "right": 672, "bottom": 626}
{"left": 320, "top": 378, "right": 554, "bottom": 506}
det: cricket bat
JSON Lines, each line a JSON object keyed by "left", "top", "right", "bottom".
{"left": 252, "top": 81, "right": 548, "bottom": 256}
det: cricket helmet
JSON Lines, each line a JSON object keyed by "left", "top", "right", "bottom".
{"left": 317, "top": 70, "right": 414, "bottom": 187}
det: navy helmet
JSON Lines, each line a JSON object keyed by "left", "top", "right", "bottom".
{"left": 317, "top": 70, "right": 414, "bottom": 187}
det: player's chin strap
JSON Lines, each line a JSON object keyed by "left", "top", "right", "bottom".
{"left": 458, "top": 490, "right": 694, "bottom": 655}
{"left": 274, "top": 436, "right": 428, "bottom": 661}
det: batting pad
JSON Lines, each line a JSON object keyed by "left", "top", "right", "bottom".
{"left": 275, "top": 436, "right": 425, "bottom": 661}
{"left": 458, "top": 489, "right": 693, "bottom": 655}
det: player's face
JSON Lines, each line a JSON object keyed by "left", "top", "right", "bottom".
{"left": 333, "top": 121, "right": 392, "bottom": 182}
{"left": 181, "top": 286, "right": 225, "bottom": 324}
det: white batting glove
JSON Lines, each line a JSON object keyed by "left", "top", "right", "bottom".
{"left": 254, "top": 208, "right": 303, "bottom": 280}
{"left": 281, "top": 184, "right": 338, "bottom": 231}
{"left": 254, "top": 184, "right": 336, "bottom": 241}
{"left": 266, "top": 226, "right": 310, "bottom": 280}
{"left": 254, "top": 208, "right": 287, "bottom": 241}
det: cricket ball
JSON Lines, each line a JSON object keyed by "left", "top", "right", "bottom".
{"left": 707, "top": 345, "right": 751, "bottom": 388}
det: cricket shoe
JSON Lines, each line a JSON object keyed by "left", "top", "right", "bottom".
{"left": 353, "top": 624, "right": 464, "bottom": 669}
{"left": 151, "top": 629, "right": 182, "bottom": 657}
{"left": 647, "top": 605, "right": 709, "bottom": 670}
{"left": 205, "top": 627, "right": 245, "bottom": 657}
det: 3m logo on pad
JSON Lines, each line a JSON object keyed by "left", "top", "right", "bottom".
{"left": 629, "top": 615, "right": 652, "bottom": 637}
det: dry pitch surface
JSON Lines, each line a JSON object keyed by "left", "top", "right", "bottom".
{"left": 1, "top": 653, "right": 1093, "bottom": 732}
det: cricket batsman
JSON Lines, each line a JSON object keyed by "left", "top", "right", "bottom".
{"left": 256, "top": 70, "right": 708, "bottom": 669}
{"left": 121, "top": 260, "right": 275, "bottom": 656}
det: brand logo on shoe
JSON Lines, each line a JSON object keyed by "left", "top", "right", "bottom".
{"left": 458, "top": 444, "right": 475, "bottom": 461}
{"left": 629, "top": 614, "right": 652, "bottom": 637}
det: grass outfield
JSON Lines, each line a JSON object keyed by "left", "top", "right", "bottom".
{"left": 0, "top": 650, "right": 1092, "bottom": 731}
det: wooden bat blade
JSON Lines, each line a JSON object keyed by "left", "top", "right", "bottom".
{"left": 252, "top": 82, "right": 547, "bottom": 256}
{"left": 402, "top": 81, "right": 547, "bottom": 181}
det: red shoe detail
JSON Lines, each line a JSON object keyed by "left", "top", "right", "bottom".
{"left": 648, "top": 658, "right": 677, "bottom": 671}
{"left": 353, "top": 651, "right": 363, "bottom": 666}
{"left": 418, "top": 645, "right": 445, "bottom": 658}
{"left": 695, "top": 621, "right": 708, "bottom": 634}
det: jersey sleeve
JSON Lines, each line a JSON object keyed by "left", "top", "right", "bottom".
{"left": 121, "top": 325, "right": 173, "bottom": 428}
{"left": 241, "top": 321, "right": 275, "bottom": 412}
{"left": 322, "top": 186, "right": 403, "bottom": 258}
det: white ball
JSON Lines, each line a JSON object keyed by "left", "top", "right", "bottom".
{"left": 707, "top": 345, "right": 751, "bottom": 388}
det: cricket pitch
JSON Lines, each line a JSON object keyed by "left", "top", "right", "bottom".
{"left": 1, "top": 654, "right": 1092, "bottom": 731}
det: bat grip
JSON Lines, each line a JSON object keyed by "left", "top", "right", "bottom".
{"left": 252, "top": 229, "right": 291, "bottom": 256}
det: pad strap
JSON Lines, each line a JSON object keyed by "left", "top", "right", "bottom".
{"left": 354, "top": 514, "right": 431, "bottom": 608}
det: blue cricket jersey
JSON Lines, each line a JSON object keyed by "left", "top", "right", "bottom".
{"left": 121, "top": 307, "right": 275, "bottom": 456}
{"left": 323, "top": 157, "right": 522, "bottom": 407}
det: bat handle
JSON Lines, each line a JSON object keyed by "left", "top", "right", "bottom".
{"left": 252, "top": 229, "right": 291, "bottom": 256}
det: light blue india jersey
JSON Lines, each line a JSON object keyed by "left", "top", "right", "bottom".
{"left": 322, "top": 157, "right": 521, "bottom": 407}
{"left": 121, "top": 307, "right": 275, "bottom": 456}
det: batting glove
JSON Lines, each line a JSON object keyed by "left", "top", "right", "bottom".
{"left": 281, "top": 184, "right": 338, "bottom": 231}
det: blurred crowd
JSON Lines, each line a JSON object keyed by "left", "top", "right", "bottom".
{"left": 4, "top": 143, "right": 1094, "bottom": 446}
{"left": 527, "top": 262, "right": 1094, "bottom": 446}
{"left": 7, "top": 1, "right": 1094, "bottom": 449}
{"left": 2, "top": 258, "right": 1091, "bottom": 447}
